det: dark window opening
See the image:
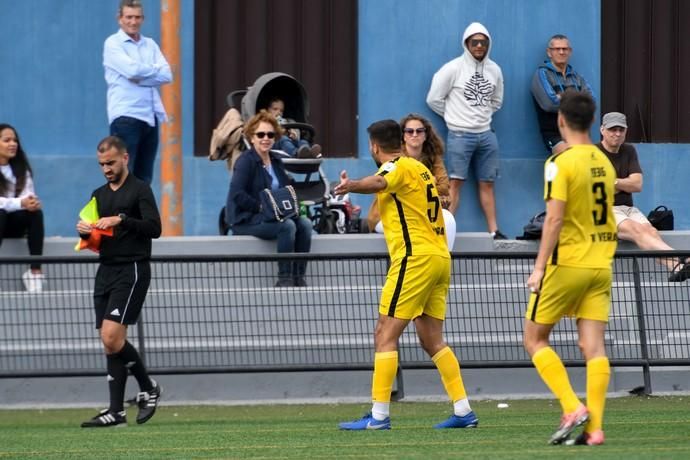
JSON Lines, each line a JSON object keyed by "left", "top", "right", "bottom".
{"left": 601, "top": 0, "right": 690, "bottom": 142}
{"left": 194, "top": 0, "right": 358, "bottom": 157}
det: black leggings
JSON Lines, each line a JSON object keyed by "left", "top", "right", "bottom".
{"left": 0, "top": 209, "right": 44, "bottom": 270}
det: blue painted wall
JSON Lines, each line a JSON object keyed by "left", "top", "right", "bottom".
{"left": 0, "top": 0, "right": 199, "bottom": 234}
{"left": 1, "top": 0, "right": 688, "bottom": 238}
{"left": 355, "top": 0, "right": 602, "bottom": 236}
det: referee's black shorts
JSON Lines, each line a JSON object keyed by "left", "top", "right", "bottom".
{"left": 94, "top": 260, "right": 151, "bottom": 329}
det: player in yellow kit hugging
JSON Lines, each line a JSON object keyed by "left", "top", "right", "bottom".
{"left": 335, "top": 119, "right": 477, "bottom": 430}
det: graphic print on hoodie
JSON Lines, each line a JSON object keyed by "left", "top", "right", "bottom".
{"left": 464, "top": 71, "right": 495, "bottom": 107}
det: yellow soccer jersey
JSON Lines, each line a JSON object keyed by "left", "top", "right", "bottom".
{"left": 376, "top": 156, "right": 449, "bottom": 261}
{"left": 543, "top": 144, "right": 618, "bottom": 269}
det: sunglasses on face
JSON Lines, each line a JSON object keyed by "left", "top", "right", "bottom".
{"left": 470, "top": 39, "right": 488, "bottom": 47}
{"left": 403, "top": 127, "right": 427, "bottom": 135}
{"left": 254, "top": 131, "right": 276, "bottom": 139}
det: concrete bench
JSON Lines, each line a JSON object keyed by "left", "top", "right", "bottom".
{"left": 0, "top": 232, "right": 496, "bottom": 258}
{"left": 4, "top": 231, "right": 690, "bottom": 259}
{"left": 495, "top": 231, "right": 690, "bottom": 251}
{"left": 3, "top": 232, "right": 690, "bottom": 293}
{"left": 0, "top": 233, "right": 495, "bottom": 291}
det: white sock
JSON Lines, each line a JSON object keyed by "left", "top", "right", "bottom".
{"left": 371, "top": 402, "right": 390, "bottom": 420}
{"left": 453, "top": 398, "right": 472, "bottom": 417}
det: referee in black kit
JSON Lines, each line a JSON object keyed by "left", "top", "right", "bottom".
{"left": 78, "top": 136, "right": 162, "bottom": 428}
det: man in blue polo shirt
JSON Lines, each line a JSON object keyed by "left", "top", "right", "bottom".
{"left": 103, "top": 0, "right": 172, "bottom": 184}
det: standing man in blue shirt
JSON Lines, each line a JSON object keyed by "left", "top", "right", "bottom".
{"left": 104, "top": 0, "right": 172, "bottom": 184}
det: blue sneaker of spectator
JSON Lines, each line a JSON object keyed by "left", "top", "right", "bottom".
{"left": 434, "top": 411, "right": 479, "bottom": 429}
{"left": 339, "top": 412, "right": 391, "bottom": 430}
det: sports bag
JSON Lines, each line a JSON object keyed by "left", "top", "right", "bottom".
{"left": 517, "top": 211, "right": 546, "bottom": 240}
{"left": 647, "top": 205, "right": 674, "bottom": 231}
{"left": 260, "top": 185, "right": 298, "bottom": 222}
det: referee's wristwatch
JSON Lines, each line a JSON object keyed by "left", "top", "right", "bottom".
{"left": 118, "top": 213, "right": 127, "bottom": 224}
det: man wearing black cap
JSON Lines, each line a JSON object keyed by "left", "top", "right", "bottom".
{"left": 597, "top": 112, "right": 689, "bottom": 282}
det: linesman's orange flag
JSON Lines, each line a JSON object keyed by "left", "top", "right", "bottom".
{"left": 74, "top": 197, "right": 113, "bottom": 253}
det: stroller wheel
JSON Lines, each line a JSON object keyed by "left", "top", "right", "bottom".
{"left": 315, "top": 209, "right": 338, "bottom": 234}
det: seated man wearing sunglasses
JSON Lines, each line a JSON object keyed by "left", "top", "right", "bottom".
{"left": 427, "top": 22, "right": 506, "bottom": 239}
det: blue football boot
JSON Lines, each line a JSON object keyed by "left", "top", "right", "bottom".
{"left": 339, "top": 412, "right": 391, "bottom": 430}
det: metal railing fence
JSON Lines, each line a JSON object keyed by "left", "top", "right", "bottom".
{"left": 1, "top": 251, "right": 689, "bottom": 395}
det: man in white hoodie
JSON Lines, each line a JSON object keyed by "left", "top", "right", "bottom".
{"left": 427, "top": 22, "right": 506, "bottom": 239}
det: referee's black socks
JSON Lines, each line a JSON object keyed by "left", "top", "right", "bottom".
{"left": 106, "top": 353, "right": 127, "bottom": 413}
{"left": 119, "top": 341, "right": 154, "bottom": 392}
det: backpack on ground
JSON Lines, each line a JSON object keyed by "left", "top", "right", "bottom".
{"left": 517, "top": 211, "right": 546, "bottom": 240}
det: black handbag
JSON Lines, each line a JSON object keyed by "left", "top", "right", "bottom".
{"left": 647, "top": 205, "right": 674, "bottom": 231}
{"left": 260, "top": 185, "right": 299, "bottom": 222}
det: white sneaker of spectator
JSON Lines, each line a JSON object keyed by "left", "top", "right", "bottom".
{"left": 22, "top": 270, "right": 44, "bottom": 293}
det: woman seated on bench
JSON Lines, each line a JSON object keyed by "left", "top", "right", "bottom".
{"left": 225, "top": 110, "right": 313, "bottom": 287}
{"left": 0, "top": 123, "right": 45, "bottom": 293}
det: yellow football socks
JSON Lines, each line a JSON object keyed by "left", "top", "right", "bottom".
{"left": 432, "top": 346, "right": 467, "bottom": 403}
{"left": 586, "top": 356, "right": 610, "bottom": 432}
{"left": 371, "top": 351, "right": 398, "bottom": 403}
{"left": 532, "top": 346, "right": 581, "bottom": 413}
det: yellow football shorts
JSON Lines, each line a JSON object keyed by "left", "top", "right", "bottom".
{"left": 379, "top": 254, "right": 451, "bottom": 320}
{"left": 525, "top": 265, "right": 612, "bottom": 324}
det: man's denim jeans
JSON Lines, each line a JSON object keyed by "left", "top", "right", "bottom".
{"left": 110, "top": 116, "right": 159, "bottom": 184}
{"left": 231, "top": 216, "right": 313, "bottom": 277}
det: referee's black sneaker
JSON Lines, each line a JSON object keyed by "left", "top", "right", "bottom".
{"left": 135, "top": 379, "right": 162, "bottom": 424}
{"left": 81, "top": 409, "right": 127, "bottom": 428}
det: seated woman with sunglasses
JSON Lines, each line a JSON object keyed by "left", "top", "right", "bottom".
{"left": 366, "top": 113, "right": 457, "bottom": 250}
{"left": 225, "top": 110, "right": 313, "bottom": 287}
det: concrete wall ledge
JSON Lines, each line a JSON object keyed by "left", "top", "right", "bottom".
{"left": 496, "top": 231, "right": 690, "bottom": 252}
{"left": 0, "top": 232, "right": 496, "bottom": 257}
{"left": 3, "top": 231, "right": 690, "bottom": 258}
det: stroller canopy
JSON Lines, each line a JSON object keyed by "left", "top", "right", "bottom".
{"left": 241, "top": 72, "right": 310, "bottom": 123}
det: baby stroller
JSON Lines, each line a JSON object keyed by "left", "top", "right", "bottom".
{"left": 216, "top": 72, "right": 340, "bottom": 234}
{"left": 228, "top": 72, "right": 316, "bottom": 146}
